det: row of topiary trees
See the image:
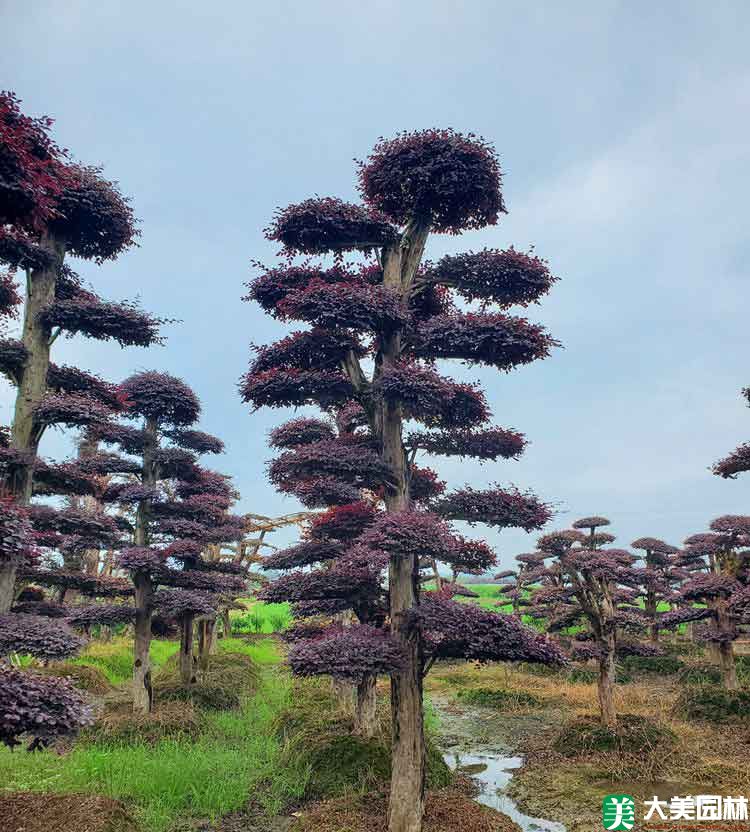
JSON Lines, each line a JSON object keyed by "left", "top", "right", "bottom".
{"left": 0, "top": 92, "right": 251, "bottom": 748}
{"left": 493, "top": 511, "right": 750, "bottom": 729}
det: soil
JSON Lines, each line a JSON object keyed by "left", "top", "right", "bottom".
{"left": 290, "top": 788, "right": 521, "bottom": 832}
{"left": 1, "top": 793, "right": 139, "bottom": 832}
{"left": 431, "top": 692, "right": 562, "bottom": 755}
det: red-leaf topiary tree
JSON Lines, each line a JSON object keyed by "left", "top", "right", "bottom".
{"left": 630, "top": 537, "right": 680, "bottom": 643}
{"left": 530, "top": 519, "right": 648, "bottom": 727}
{"left": 0, "top": 92, "right": 163, "bottom": 615}
{"left": 243, "top": 129, "right": 561, "bottom": 832}
{"left": 713, "top": 388, "right": 750, "bottom": 479}
{"left": 660, "top": 517, "right": 750, "bottom": 689}
{"left": 92, "top": 371, "right": 246, "bottom": 712}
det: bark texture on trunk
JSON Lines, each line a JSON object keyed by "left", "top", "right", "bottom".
{"left": 354, "top": 673, "right": 378, "bottom": 739}
{"left": 0, "top": 235, "right": 65, "bottom": 613}
{"left": 719, "top": 642, "right": 738, "bottom": 690}
{"left": 9, "top": 237, "right": 64, "bottom": 500}
{"left": 133, "top": 572, "right": 154, "bottom": 713}
{"left": 598, "top": 634, "right": 617, "bottom": 728}
{"left": 716, "top": 601, "right": 737, "bottom": 689}
{"left": 220, "top": 608, "right": 231, "bottom": 638}
{"left": 645, "top": 589, "right": 659, "bottom": 643}
{"left": 332, "top": 677, "right": 356, "bottom": 715}
{"left": 180, "top": 614, "right": 196, "bottom": 685}
{"left": 132, "top": 417, "right": 158, "bottom": 714}
{"left": 382, "top": 221, "right": 430, "bottom": 832}
{"left": 197, "top": 618, "right": 215, "bottom": 676}
{"left": 0, "top": 563, "right": 17, "bottom": 615}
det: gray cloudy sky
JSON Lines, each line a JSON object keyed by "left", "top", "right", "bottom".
{"left": 1, "top": 1, "right": 749, "bottom": 564}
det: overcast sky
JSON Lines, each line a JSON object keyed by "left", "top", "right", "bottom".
{"left": 2, "top": 1, "right": 749, "bottom": 565}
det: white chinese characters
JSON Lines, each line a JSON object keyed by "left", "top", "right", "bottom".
{"left": 643, "top": 795, "right": 749, "bottom": 822}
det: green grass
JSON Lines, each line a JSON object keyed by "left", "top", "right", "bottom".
{"left": 0, "top": 638, "right": 304, "bottom": 831}
{"left": 67, "top": 638, "right": 179, "bottom": 685}
{"left": 218, "top": 637, "right": 281, "bottom": 666}
{"left": 231, "top": 601, "right": 292, "bottom": 634}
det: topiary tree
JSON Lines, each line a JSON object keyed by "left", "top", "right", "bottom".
{"left": 661, "top": 516, "right": 750, "bottom": 689}
{"left": 713, "top": 387, "right": 750, "bottom": 479}
{"left": 631, "top": 537, "right": 680, "bottom": 643}
{"left": 92, "top": 371, "right": 246, "bottom": 712}
{"left": 0, "top": 92, "right": 162, "bottom": 614}
{"left": 242, "top": 129, "right": 562, "bottom": 832}
{"left": 530, "top": 519, "right": 647, "bottom": 727}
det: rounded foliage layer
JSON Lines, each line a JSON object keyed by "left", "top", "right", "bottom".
{"left": 121, "top": 371, "right": 200, "bottom": 425}
{"left": 0, "top": 668, "right": 92, "bottom": 749}
{"left": 358, "top": 129, "right": 504, "bottom": 233}
{"left": 265, "top": 197, "right": 397, "bottom": 254}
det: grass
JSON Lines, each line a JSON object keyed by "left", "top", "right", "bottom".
{"left": 456, "top": 686, "right": 541, "bottom": 710}
{"left": 218, "top": 636, "right": 281, "bottom": 665}
{"left": 0, "top": 638, "right": 303, "bottom": 831}
{"left": 230, "top": 600, "right": 292, "bottom": 634}
{"left": 67, "top": 638, "right": 179, "bottom": 686}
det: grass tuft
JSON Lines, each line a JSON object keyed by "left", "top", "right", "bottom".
{"left": 456, "top": 686, "right": 540, "bottom": 710}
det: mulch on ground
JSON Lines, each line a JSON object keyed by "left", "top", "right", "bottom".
{"left": 1, "top": 793, "right": 140, "bottom": 832}
{"left": 291, "top": 787, "right": 521, "bottom": 832}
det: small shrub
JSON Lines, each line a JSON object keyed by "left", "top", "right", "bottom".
{"left": 456, "top": 687, "right": 540, "bottom": 709}
{"left": 86, "top": 701, "right": 202, "bottom": 745}
{"left": 154, "top": 651, "right": 258, "bottom": 702}
{"left": 678, "top": 663, "right": 722, "bottom": 686}
{"left": 156, "top": 683, "right": 240, "bottom": 711}
{"left": 674, "top": 685, "right": 750, "bottom": 723}
{"left": 515, "top": 661, "right": 560, "bottom": 677}
{"left": 567, "top": 667, "right": 597, "bottom": 684}
{"left": 662, "top": 640, "right": 704, "bottom": 658}
{"left": 268, "top": 610, "right": 290, "bottom": 632}
{"left": 620, "top": 655, "right": 684, "bottom": 675}
{"left": 278, "top": 675, "right": 450, "bottom": 802}
{"left": 734, "top": 656, "right": 750, "bottom": 683}
{"left": 38, "top": 662, "right": 113, "bottom": 694}
{"left": 566, "top": 666, "right": 632, "bottom": 684}
{"left": 553, "top": 714, "right": 676, "bottom": 757}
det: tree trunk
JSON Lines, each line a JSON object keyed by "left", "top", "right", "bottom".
{"left": 645, "top": 590, "right": 659, "bottom": 643}
{"left": 132, "top": 417, "right": 158, "bottom": 714}
{"left": 0, "top": 236, "right": 65, "bottom": 612}
{"left": 354, "top": 673, "right": 377, "bottom": 739}
{"left": 598, "top": 635, "right": 617, "bottom": 728}
{"left": 133, "top": 572, "right": 153, "bottom": 713}
{"left": 0, "top": 563, "right": 17, "bottom": 614}
{"left": 719, "top": 641, "right": 738, "bottom": 690}
{"left": 381, "top": 221, "right": 430, "bottom": 832}
{"left": 431, "top": 559, "right": 442, "bottom": 591}
{"left": 220, "top": 607, "right": 231, "bottom": 638}
{"left": 332, "top": 677, "right": 356, "bottom": 715}
{"left": 197, "top": 618, "right": 214, "bottom": 677}
{"left": 716, "top": 602, "right": 737, "bottom": 689}
{"left": 180, "top": 614, "right": 196, "bottom": 685}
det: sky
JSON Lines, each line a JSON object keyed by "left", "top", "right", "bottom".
{"left": 1, "top": 1, "right": 749, "bottom": 566}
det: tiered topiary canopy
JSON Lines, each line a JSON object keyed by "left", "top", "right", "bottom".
{"left": 242, "top": 128, "right": 563, "bottom": 832}
{"left": 91, "top": 370, "right": 247, "bottom": 712}
{"left": 0, "top": 91, "right": 162, "bottom": 745}
{"left": 660, "top": 516, "right": 750, "bottom": 689}
{"left": 527, "top": 518, "right": 650, "bottom": 727}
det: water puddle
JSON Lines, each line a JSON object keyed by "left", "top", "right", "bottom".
{"left": 445, "top": 751, "right": 566, "bottom": 832}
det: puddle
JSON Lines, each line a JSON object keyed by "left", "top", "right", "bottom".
{"left": 445, "top": 750, "right": 566, "bottom": 832}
